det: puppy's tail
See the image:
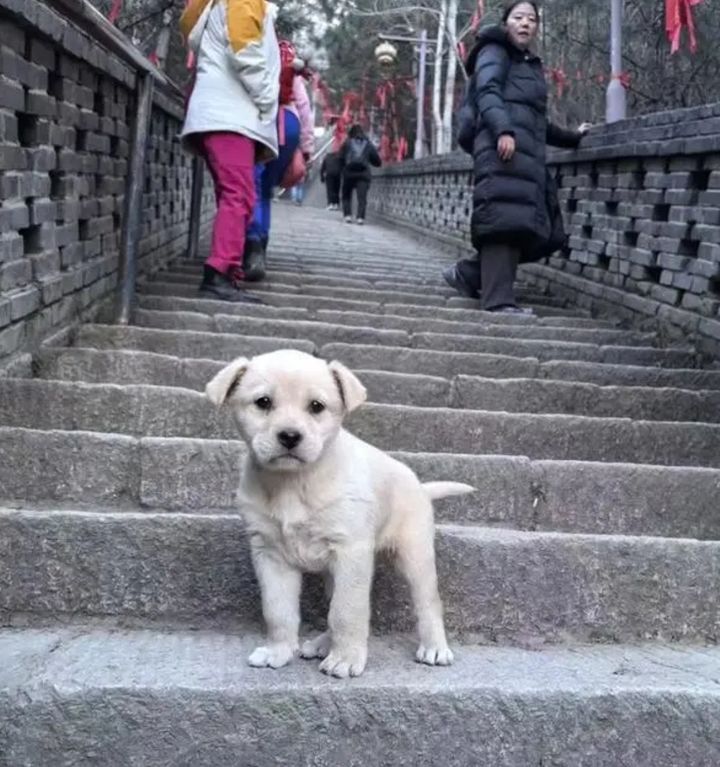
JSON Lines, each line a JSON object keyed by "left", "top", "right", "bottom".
{"left": 422, "top": 482, "right": 476, "bottom": 501}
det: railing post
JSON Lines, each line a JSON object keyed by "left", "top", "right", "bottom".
{"left": 414, "top": 29, "right": 428, "bottom": 160}
{"left": 186, "top": 156, "right": 204, "bottom": 260}
{"left": 116, "top": 71, "right": 154, "bottom": 324}
{"left": 606, "top": 0, "right": 627, "bottom": 123}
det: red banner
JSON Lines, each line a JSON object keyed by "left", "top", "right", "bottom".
{"left": 666, "top": 0, "right": 703, "bottom": 53}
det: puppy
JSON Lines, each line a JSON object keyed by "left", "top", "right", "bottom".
{"left": 206, "top": 349, "right": 474, "bottom": 678}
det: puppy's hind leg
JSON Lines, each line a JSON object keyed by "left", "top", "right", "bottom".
{"left": 395, "top": 494, "right": 453, "bottom": 666}
{"left": 248, "top": 543, "right": 302, "bottom": 669}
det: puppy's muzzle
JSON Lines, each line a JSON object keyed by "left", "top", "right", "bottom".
{"left": 277, "top": 430, "right": 303, "bottom": 450}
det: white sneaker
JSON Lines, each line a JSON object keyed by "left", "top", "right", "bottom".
{"left": 327, "top": 204, "right": 334, "bottom": 210}
{"left": 356, "top": 218, "right": 365, "bottom": 225}
{"left": 344, "top": 216, "right": 353, "bottom": 223}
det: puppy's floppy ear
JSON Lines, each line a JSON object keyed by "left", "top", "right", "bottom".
{"left": 205, "top": 357, "right": 250, "bottom": 407}
{"left": 328, "top": 360, "right": 367, "bottom": 413}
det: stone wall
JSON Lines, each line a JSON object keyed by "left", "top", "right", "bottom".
{"left": 370, "top": 104, "right": 720, "bottom": 358}
{"left": 0, "top": 0, "right": 213, "bottom": 365}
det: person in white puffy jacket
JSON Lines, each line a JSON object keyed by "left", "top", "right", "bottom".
{"left": 180, "top": 0, "right": 280, "bottom": 302}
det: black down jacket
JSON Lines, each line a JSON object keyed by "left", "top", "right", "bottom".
{"left": 464, "top": 25, "right": 581, "bottom": 261}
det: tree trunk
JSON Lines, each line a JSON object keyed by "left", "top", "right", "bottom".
{"left": 440, "top": 0, "right": 458, "bottom": 153}
{"left": 432, "top": 0, "right": 448, "bottom": 154}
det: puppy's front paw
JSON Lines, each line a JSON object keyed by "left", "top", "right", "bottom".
{"left": 416, "top": 644, "right": 454, "bottom": 666}
{"left": 300, "top": 632, "right": 331, "bottom": 660}
{"left": 319, "top": 645, "right": 367, "bottom": 678}
{"left": 247, "top": 643, "right": 295, "bottom": 669}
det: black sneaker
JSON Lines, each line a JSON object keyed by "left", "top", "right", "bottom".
{"left": 442, "top": 264, "right": 479, "bottom": 299}
{"left": 199, "top": 265, "right": 263, "bottom": 303}
{"left": 244, "top": 239, "right": 267, "bottom": 282}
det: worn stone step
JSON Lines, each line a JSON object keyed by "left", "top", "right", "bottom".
{"left": 152, "top": 271, "right": 572, "bottom": 311}
{"left": 3, "top": 627, "right": 718, "bottom": 767}
{"left": 2, "top": 428, "right": 719, "bottom": 539}
{"left": 1, "top": 379, "right": 718, "bottom": 466}
{"left": 74, "top": 323, "right": 692, "bottom": 371}
{"left": 134, "top": 306, "right": 656, "bottom": 347}
{"left": 1, "top": 507, "right": 718, "bottom": 643}
{"left": 34, "top": 347, "right": 720, "bottom": 424}
{"left": 137, "top": 293, "right": 623, "bottom": 331}
{"left": 137, "top": 281, "right": 587, "bottom": 319}
{"left": 324, "top": 342, "right": 720, "bottom": 390}
{"left": 160, "top": 267, "right": 569, "bottom": 308}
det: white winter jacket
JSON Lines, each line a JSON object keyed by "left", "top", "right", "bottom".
{"left": 180, "top": 0, "right": 280, "bottom": 160}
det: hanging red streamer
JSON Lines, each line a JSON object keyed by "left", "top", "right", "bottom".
{"left": 666, "top": 0, "right": 703, "bottom": 54}
{"left": 107, "top": 0, "right": 123, "bottom": 24}
{"left": 470, "top": 0, "right": 484, "bottom": 33}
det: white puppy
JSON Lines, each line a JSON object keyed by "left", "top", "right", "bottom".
{"left": 206, "top": 349, "right": 474, "bottom": 678}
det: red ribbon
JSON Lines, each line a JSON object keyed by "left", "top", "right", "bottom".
{"left": 107, "top": 0, "right": 123, "bottom": 24}
{"left": 666, "top": 0, "right": 703, "bottom": 54}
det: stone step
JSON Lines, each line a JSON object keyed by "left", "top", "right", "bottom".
{"left": 158, "top": 268, "right": 571, "bottom": 308}
{"left": 134, "top": 306, "right": 657, "bottom": 347}
{"left": 137, "top": 281, "right": 589, "bottom": 319}
{"left": 323, "top": 342, "right": 720, "bottom": 389}
{"left": 3, "top": 627, "right": 718, "bottom": 767}
{"left": 74, "top": 323, "right": 694, "bottom": 370}
{"left": 34, "top": 347, "right": 720, "bottom": 423}
{"left": 1, "top": 507, "right": 718, "bottom": 643}
{"left": 151, "top": 272, "right": 577, "bottom": 313}
{"left": 137, "top": 293, "right": 624, "bottom": 330}
{"left": 1, "top": 379, "right": 718, "bottom": 466}
{"left": 2, "top": 427, "right": 718, "bottom": 539}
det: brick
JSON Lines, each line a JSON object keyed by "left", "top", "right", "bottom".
{"left": 26, "top": 146, "right": 57, "bottom": 172}
{"left": 657, "top": 253, "right": 691, "bottom": 271}
{"left": 9, "top": 286, "right": 40, "bottom": 321}
{"left": 690, "top": 259, "right": 719, "bottom": 279}
{"left": 28, "top": 250, "right": 60, "bottom": 280}
{"left": 0, "top": 143, "right": 27, "bottom": 171}
{"left": 650, "top": 285, "right": 680, "bottom": 305}
{"left": 39, "top": 274, "right": 63, "bottom": 305}
{"left": 0, "top": 259, "right": 30, "bottom": 291}
{"left": 0, "top": 321, "right": 24, "bottom": 356}
{"left": 0, "top": 20, "right": 25, "bottom": 54}
{"left": 60, "top": 242, "right": 83, "bottom": 268}
{"left": 0, "top": 202, "right": 29, "bottom": 232}
{"left": 29, "top": 199, "right": 57, "bottom": 226}
{"left": 56, "top": 222, "right": 79, "bottom": 248}
{"left": 0, "top": 232, "right": 23, "bottom": 263}
{"left": 0, "top": 110, "right": 18, "bottom": 142}
{"left": 29, "top": 38, "right": 56, "bottom": 69}
{"left": 57, "top": 101, "right": 81, "bottom": 127}
{"left": 58, "top": 55, "right": 80, "bottom": 82}
{"left": 25, "top": 91, "right": 57, "bottom": 118}
{"left": 699, "top": 317, "right": 720, "bottom": 341}
{"left": 682, "top": 293, "right": 720, "bottom": 316}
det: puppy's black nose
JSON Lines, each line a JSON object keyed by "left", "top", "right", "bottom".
{"left": 278, "top": 430, "right": 303, "bottom": 449}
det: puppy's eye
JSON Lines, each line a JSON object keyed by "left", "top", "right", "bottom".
{"left": 309, "top": 400, "right": 326, "bottom": 415}
{"left": 255, "top": 396, "right": 273, "bottom": 411}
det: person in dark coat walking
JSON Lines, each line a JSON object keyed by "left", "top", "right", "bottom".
{"left": 446, "top": 0, "right": 591, "bottom": 314}
{"left": 320, "top": 151, "right": 343, "bottom": 210}
{"left": 340, "top": 125, "right": 382, "bottom": 225}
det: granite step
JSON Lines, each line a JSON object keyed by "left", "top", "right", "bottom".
{"left": 72, "top": 324, "right": 695, "bottom": 369}
{"left": 1, "top": 379, "right": 718, "bottom": 466}
{"left": 134, "top": 306, "right": 657, "bottom": 347}
{"left": 1, "top": 506, "right": 718, "bottom": 643}
{"left": 137, "top": 293, "right": 624, "bottom": 330}
{"left": 2, "top": 427, "right": 718, "bottom": 539}
{"left": 2, "top": 627, "right": 718, "bottom": 767}
{"left": 33, "top": 347, "right": 720, "bottom": 423}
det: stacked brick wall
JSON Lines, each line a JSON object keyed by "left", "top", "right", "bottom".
{"left": 0, "top": 0, "right": 213, "bottom": 365}
{"left": 370, "top": 105, "right": 720, "bottom": 357}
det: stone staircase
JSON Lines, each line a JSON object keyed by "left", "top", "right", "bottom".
{"left": 1, "top": 205, "right": 720, "bottom": 765}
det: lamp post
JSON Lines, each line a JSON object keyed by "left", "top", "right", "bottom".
{"left": 606, "top": 0, "right": 627, "bottom": 123}
{"left": 376, "top": 31, "right": 431, "bottom": 159}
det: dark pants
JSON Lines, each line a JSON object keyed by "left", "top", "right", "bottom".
{"left": 325, "top": 173, "right": 341, "bottom": 206}
{"left": 456, "top": 243, "right": 520, "bottom": 310}
{"left": 342, "top": 176, "right": 370, "bottom": 219}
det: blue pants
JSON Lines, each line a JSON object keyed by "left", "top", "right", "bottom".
{"left": 247, "top": 110, "right": 300, "bottom": 242}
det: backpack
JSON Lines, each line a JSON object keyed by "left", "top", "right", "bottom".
{"left": 457, "top": 46, "right": 511, "bottom": 155}
{"left": 278, "top": 40, "right": 296, "bottom": 105}
{"left": 345, "top": 138, "right": 370, "bottom": 171}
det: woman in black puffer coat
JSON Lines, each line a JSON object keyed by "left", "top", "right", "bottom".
{"left": 445, "top": 1, "right": 590, "bottom": 314}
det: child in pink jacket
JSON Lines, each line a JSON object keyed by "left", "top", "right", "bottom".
{"left": 244, "top": 52, "right": 315, "bottom": 282}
